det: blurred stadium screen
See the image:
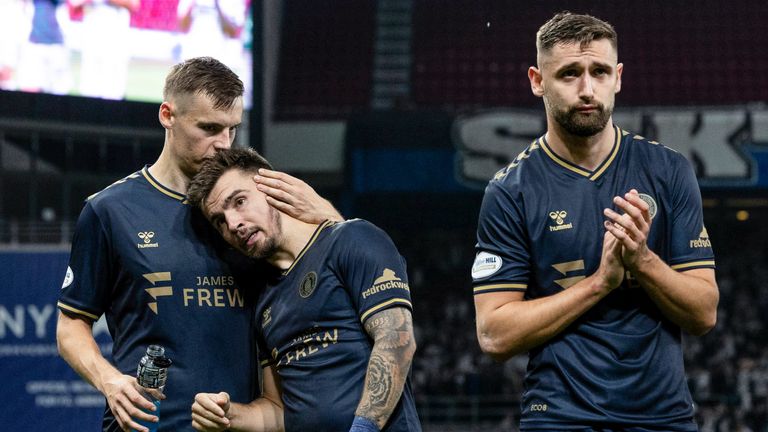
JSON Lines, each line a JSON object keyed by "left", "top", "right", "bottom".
{"left": 0, "top": 0, "right": 253, "bottom": 106}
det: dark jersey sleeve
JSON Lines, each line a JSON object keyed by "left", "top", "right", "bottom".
{"left": 472, "top": 179, "right": 530, "bottom": 295}
{"left": 335, "top": 221, "right": 413, "bottom": 324}
{"left": 667, "top": 153, "right": 716, "bottom": 271}
{"left": 256, "top": 325, "right": 274, "bottom": 368}
{"left": 57, "top": 201, "right": 112, "bottom": 321}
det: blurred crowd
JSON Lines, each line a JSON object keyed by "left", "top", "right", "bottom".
{"left": 687, "top": 241, "right": 768, "bottom": 432}
{"left": 395, "top": 217, "right": 768, "bottom": 431}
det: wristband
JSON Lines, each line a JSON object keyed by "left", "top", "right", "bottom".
{"left": 349, "top": 416, "right": 380, "bottom": 432}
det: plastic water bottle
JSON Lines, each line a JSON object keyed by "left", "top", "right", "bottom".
{"left": 132, "top": 345, "right": 172, "bottom": 432}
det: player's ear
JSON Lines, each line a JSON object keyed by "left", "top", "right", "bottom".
{"left": 614, "top": 62, "right": 623, "bottom": 94}
{"left": 159, "top": 102, "right": 174, "bottom": 129}
{"left": 529, "top": 66, "right": 544, "bottom": 97}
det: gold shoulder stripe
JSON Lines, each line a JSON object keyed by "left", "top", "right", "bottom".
{"left": 57, "top": 302, "right": 100, "bottom": 321}
{"left": 589, "top": 125, "right": 622, "bottom": 181}
{"left": 671, "top": 260, "right": 716, "bottom": 271}
{"left": 495, "top": 138, "right": 544, "bottom": 180}
{"left": 473, "top": 283, "right": 527, "bottom": 294}
{"left": 141, "top": 167, "right": 185, "bottom": 201}
{"left": 360, "top": 298, "right": 413, "bottom": 323}
{"left": 87, "top": 172, "right": 141, "bottom": 201}
{"left": 283, "top": 220, "right": 336, "bottom": 275}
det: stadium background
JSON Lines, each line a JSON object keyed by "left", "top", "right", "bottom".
{"left": 1, "top": 1, "right": 767, "bottom": 431}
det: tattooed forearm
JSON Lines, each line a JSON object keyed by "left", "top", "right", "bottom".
{"left": 355, "top": 307, "right": 416, "bottom": 429}
{"left": 358, "top": 352, "right": 394, "bottom": 413}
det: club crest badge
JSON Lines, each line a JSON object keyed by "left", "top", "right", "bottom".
{"left": 638, "top": 193, "right": 658, "bottom": 219}
{"left": 299, "top": 271, "right": 318, "bottom": 298}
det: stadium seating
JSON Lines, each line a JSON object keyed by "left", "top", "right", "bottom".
{"left": 274, "top": 0, "right": 377, "bottom": 120}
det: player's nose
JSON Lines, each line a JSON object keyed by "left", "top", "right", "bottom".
{"left": 578, "top": 74, "right": 595, "bottom": 99}
{"left": 213, "top": 130, "right": 234, "bottom": 151}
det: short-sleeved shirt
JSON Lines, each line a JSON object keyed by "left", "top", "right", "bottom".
{"left": 472, "top": 126, "right": 714, "bottom": 430}
{"left": 58, "top": 167, "right": 260, "bottom": 432}
{"left": 256, "top": 219, "right": 421, "bottom": 432}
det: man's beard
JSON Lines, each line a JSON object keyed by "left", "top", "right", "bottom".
{"left": 550, "top": 101, "right": 613, "bottom": 137}
{"left": 250, "top": 235, "right": 278, "bottom": 260}
{"left": 247, "top": 208, "right": 281, "bottom": 259}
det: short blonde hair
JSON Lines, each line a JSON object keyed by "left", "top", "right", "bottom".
{"left": 163, "top": 57, "right": 243, "bottom": 111}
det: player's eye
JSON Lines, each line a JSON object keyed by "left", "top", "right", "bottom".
{"left": 235, "top": 197, "right": 246, "bottom": 207}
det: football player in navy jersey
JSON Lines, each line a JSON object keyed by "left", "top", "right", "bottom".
{"left": 186, "top": 148, "right": 421, "bottom": 432}
{"left": 472, "top": 12, "right": 719, "bottom": 431}
{"left": 56, "top": 57, "right": 340, "bottom": 432}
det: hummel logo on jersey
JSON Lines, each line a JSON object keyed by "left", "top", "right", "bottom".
{"left": 137, "top": 231, "right": 159, "bottom": 249}
{"left": 262, "top": 307, "right": 272, "bottom": 328}
{"left": 362, "top": 269, "right": 410, "bottom": 299}
{"left": 690, "top": 226, "right": 712, "bottom": 248}
{"left": 548, "top": 210, "right": 573, "bottom": 232}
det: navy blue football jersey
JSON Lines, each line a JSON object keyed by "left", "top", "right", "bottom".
{"left": 256, "top": 219, "right": 421, "bottom": 432}
{"left": 472, "top": 126, "right": 713, "bottom": 430}
{"left": 58, "top": 167, "right": 261, "bottom": 432}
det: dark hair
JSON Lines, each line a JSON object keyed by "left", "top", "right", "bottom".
{"left": 163, "top": 57, "right": 244, "bottom": 111}
{"left": 536, "top": 12, "right": 617, "bottom": 54}
{"left": 187, "top": 148, "right": 273, "bottom": 208}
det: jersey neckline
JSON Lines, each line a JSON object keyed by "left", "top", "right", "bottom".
{"left": 539, "top": 125, "right": 624, "bottom": 181}
{"left": 283, "top": 220, "right": 336, "bottom": 276}
{"left": 141, "top": 166, "right": 187, "bottom": 202}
